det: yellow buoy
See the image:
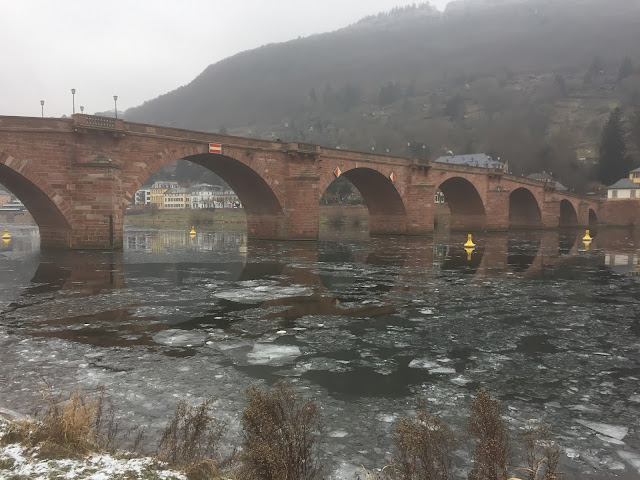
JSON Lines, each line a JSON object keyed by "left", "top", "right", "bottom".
{"left": 189, "top": 226, "right": 196, "bottom": 236}
{"left": 2, "top": 229, "right": 10, "bottom": 240}
{"left": 464, "top": 233, "right": 475, "bottom": 248}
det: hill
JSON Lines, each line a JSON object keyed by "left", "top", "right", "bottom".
{"left": 124, "top": 0, "right": 640, "bottom": 192}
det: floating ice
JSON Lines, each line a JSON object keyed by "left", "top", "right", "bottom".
{"left": 247, "top": 344, "right": 301, "bottom": 365}
{"left": 377, "top": 413, "right": 396, "bottom": 423}
{"left": 152, "top": 330, "right": 207, "bottom": 347}
{"left": 450, "top": 375, "right": 471, "bottom": 386}
{"left": 419, "top": 308, "right": 435, "bottom": 315}
{"left": 408, "top": 358, "right": 438, "bottom": 369}
{"left": 629, "top": 394, "right": 640, "bottom": 403}
{"left": 618, "top": 451, "right": 640, "bottom": 472}
{"left": 596, "top": 434, "right": 626, "bottom": 445}
{"left": 329, "top": 430, "right": 349, "bottom": 438}
{"left": 429, "top": 367, "right": 456, "bottom": 374}
{"left": 576, "top": 420, "right": 628, "bottom": 440}
{"left": 214, "top": 285, "right": 313, "bottom": 303}
{"left": 570, "top": 404, "right": 600, "bottom": 413}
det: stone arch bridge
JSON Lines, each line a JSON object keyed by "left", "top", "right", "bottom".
{"left": 0, "top": 115, "right": 601, "bottom": 249}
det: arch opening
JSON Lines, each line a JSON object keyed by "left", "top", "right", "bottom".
{"left": 509, "top": 188, "right": 542, "bottom": 227}
{"left": 588, "top": 208, "right": 598, "bottom": 226}
{"left": 559, "top": 199, "right": 578, "bottom": 227}
{"left": 320, "top": 168, "right": 406, "bottom": 237}
{"left": 0, "top": 163, "right": 71, "bottom": 249}
{"left": 437, "top": 177, "right": 486, "bottom": 231}
{"left": 124, "top": 153, "right": 284, "bottom": 239}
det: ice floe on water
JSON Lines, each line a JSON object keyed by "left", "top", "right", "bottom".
{"left": 617, "top": 451, "right": 640, "bottom": 472}
{"left": 408, "top": 358, "right": 438, "bottom": 369}
{"left": 214, "top": 282, "right": 313, "bottom": 303}
{"left": 152, "top": 329, "right": 207, "bottom": 347}
{"left": 576, "top": 420, "right": 628, "bottom": 440}
{"left": 408, "top": 358, "right": 456, "bottom": 374}
{"left": 247, "top": 343, "right": 301, "bottom": 365}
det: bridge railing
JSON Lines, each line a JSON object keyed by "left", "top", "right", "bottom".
{"left": 72, "top": 114, "right": 124, "bottom": 131}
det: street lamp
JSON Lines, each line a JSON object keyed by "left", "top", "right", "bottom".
{"left": 71, "top": 88, "right": 76, "bottom": 114}
{"left": 40, "top": 100, "right": 44, "bottom": 118}
{"left": 113, "top": 95, "right": 118, "bottom": 119}
{"left": 80, "top": 105, "right": 84, "bottom": 114}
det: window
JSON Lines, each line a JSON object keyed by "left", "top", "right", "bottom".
{"left": 612, "top": 190, "right": 618, "bottom": 198}
{"left": 632, "top": 190, "right": 637, "bottom": 198}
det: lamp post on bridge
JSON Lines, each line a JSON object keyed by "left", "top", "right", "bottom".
{"left": 40, "top": 100, "right": 44, "bottom": 118}
{"left": 80, "top": 106, "right": 84, "bottom": 114}
{"left": 113, "top": 95, "right": 118, "bottom": 119}
{"left": 71, "top": 88, "right": 76, "bottom": 114}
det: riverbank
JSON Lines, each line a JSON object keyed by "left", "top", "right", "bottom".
{"left": 124, "top": 206, "right": 371, "bottom": 231}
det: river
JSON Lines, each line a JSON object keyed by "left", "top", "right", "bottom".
{"left": 1, "top": 225, "right": 639, "bottom": 479}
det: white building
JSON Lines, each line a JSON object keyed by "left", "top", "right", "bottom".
{"left": 134, "top": 189, "right": 151, "bottom": 205}
{"left": 190, "top": 184, "right": 241, "bottom": 209}
{"left": 190, "top": 184, "right": 223, "bottom": 209}
{"left": 607, "top": 178, "right": 640, "bottom": 199}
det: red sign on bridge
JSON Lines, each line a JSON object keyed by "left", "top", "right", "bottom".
{"left": 209, "top": 143, "right": 222, "bottom": 154}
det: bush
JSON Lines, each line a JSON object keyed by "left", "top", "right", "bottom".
{"left": 241, "top": 381, "right": 324, "bottom": 480}
{"left": 24, "top": 388, "right": 101, "bottom": 458}
{"left": 517, "top": 422, "right": 561, "bottom": 480}
{"left": 156, "top": 397, "right": 228, "bottom": 473}
{"left": 391, "top": 398, "right": 455, "bottom": 480}
{"left": 468, "top": 389, "right": 509, "bottom": 480}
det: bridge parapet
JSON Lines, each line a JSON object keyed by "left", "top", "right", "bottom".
{"left": 72, "top": 114, "right": 124, "bottom": 136}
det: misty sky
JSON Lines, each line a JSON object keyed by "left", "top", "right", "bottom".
{"left": 1, "top": 0, "right": 450, "bottom": 118}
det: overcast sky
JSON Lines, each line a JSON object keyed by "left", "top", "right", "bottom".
{"left": 1, "top": 1, "right": 450, "bottom": 118}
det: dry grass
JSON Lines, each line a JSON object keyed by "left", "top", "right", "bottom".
{"left": 23, "top": 388, "right": 101, "bottom": 458}
{"left": 156, "top": 396, "right": 230, "bottom": 476}
{"left": 391, "top": 398, "right": 456, "bottom": 480}
{"left": 241, "top": 381, "right": 324, "bottom": 480}
{"left": 468, "top": 389, "right": 510, "bottom": 480}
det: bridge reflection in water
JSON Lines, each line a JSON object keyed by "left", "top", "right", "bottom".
{"left": 2, "top": 227, "right": 630, "bottom": 346}
{"left": 1, "top": 227, "right": 640, "bottom": 479}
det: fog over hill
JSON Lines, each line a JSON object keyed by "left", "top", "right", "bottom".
{"left": 125, "top": 0, "right": 640, "bottom": 191}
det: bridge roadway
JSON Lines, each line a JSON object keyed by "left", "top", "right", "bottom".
{"left": 0, "top": 114, "right": 601, "bottom": 249}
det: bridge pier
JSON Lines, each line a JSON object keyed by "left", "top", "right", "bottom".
{"left": 40, "top": 226, "right": 73, "bottom": 249}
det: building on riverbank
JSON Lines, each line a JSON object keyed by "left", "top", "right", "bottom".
{"left": 133, "top": 182, "right": 242, "bottom": 211}
{"left": 607, "top": 168, "right": 640, "bottom": 199}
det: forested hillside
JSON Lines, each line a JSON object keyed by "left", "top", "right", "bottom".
{"left": 125, "top": 0, "right": 640, "bottom": 192}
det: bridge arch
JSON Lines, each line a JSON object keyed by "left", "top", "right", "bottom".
{"left": 436, "top": 176, "right": 486, "bottom": 230}
{"left": 122, "top": 144, "right": 286, "bottom": 238}
{"left": 509, "top": 187, "right": 541, "bottom": 227}
{"left": 320, "top": 167, "right": 407, "bottom": 235}
{"left": 588, "top": 208, "right": 598, "bottom": 226}
{"left": 559, "top": 199, "right": 578, "bottom": 226}
{"left": 0, "top": 150, "right": 72, "bottom": 248}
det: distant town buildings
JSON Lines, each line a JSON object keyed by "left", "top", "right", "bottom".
{"left": 526, "top": 172, "right": 568, "bottom": 191}
{"left": 0, "top": 188, "right": 26, "bottom": 212}
{"left": 132, "top": 182, "right": 241, "bottom": 210}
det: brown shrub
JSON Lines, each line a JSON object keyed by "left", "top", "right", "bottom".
{"left": 468, "top": 389, "right": 509, "bottom": 480}
{"left": 27, "top": 388, "right": 100, "bottom": 457}
{"left": 156, "top": 397, "right": 227, "bottom": 471}
{"left": 517, "top": 422, "right": 561, "bottom": 480}
{"left": 391, "top": 398, "right": 456, "bottom": 480}
{"left": 241, "top": 381, "right": 323, "bottom": 480}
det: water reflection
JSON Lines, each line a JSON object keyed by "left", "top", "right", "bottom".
{"left": 1, "top": 227, "right": 640, "bottom": 479}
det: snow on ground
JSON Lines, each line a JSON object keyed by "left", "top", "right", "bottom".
{"left": 0, "top": 418, "right": 187, "bottom": 480}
